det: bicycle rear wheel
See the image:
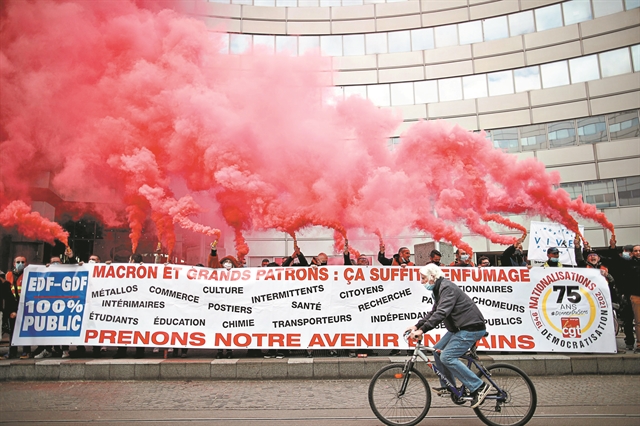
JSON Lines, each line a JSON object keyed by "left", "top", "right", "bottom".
{"left": 473, "top": 363, "right": 537, "bottom": 426}
{"left": 368, "top": 363, "right": 432, "bottom": 426}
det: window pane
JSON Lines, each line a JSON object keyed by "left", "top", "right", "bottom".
{"left": 255, "top": 0, "right": 275, "bottom": 5}
{"left": 509, "top": 11, "right": 535, "bottom": 36}
{"left": 535, "top": 4, "right": 564, "bottom": 31}
{"left": 276, "top": 0, "right": 297, "bottom": 5}
{"left": 577, "top": 116, "right": 608, "bottom": 144}
{"left": 632, "top": 44, "right": 640, "bottom": 72}
{"left": 435, "top": 24, "right": 458, "bottom": 48}
{"left": 367, "top": 84, "right": 390, "bottom": 106}
{"left": 414, "top": 80, "right": 438, "bottom": 104}
{"left": 321, "top": 35, "right": 342, "bottom": 56}
{"left": 320, "top": 0, "right": 341, "bottom": 5}
{"left": 276, "top": 36, "right": 297, "bottom": 54}
{"left": 388, "top": 30, "right": 411, "bottom": 53}
{"left": 390, "top": 82, "right": 414, "bottom": 106}
{"left": 560, "top": 182, "right": 583, "bottom": 200}
{"left": 343, "top": 34, "right": 365, "bottom": 56}
{"left": 459, "top": 21, "right": 483, "bottom": 45}
{"left": 438, "top": 77, "right": 462, "bottom": 102}
{"left": 593, "top": 0, "right": 624, "bottom": 17}
{"left": 563, "top": 0, "right": 593, "bottom": 25}
{"left": 229, "top": 34, "right": 251, "bottom": 54}
{"left": 216, "top": 32, "right": 230, "bottom": 54}
{"left": 608, "top": 110, "right": 640, "bottom": 140}
{"left": 299, "top": 0, "right": 319, "bottom": 6}
{"left": 366, "top": 33, "right": 387, "bottom": 54}
{"left": 411, "top": 28, "right": 434, "bottom": 51}
{"left": 492, "top": 128, "right": 519, "bottom": 152}
{"left": 584, "top": 180, "right": 616, "bottom": 209}
{"left": 600, "top": 48, "right": 633, "bottom": 79}
{"left": 254, "top": 35, "right": 275, "bottom": 53}
{"left": 462, "top": 74, "right": 488, "bottom": 99}
{"left": 617, "top": 176, "right": 640, "bottom": 206}
{"left": 299, "top": 36, "right": 320, "bottom": 55}
{"left": 520, "top": 124, "right": 547, "bottom": 151}
{"left": 627, "top": 0, "right": 640, "bottom": 10}
{"left": 483, "top": 16, "right": 509, "bottom": 41}
{"left": 548, "top": 120, "right": 577, "bottom": 148}
{"left": 344, "top": 85, "right": 367, "bottom": 99}
{"left": 487, "top": 70, "right": 514, "bottom": 96}
{"left": 541, "top": 61, "right": 570, "bottom": 88}
{"left": 514, "top": 66, "right": 541, "bottom": 92}
{"left": 569, "top": 55, "right": 600, "bottom": 83}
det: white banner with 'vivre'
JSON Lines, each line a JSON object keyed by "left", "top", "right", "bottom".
{"left": 12, "top": 264, "right": 616, "bottom": 353}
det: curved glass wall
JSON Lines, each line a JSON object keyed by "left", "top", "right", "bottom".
{"left": 216, "top": 0, "right": 638, "bottom": 56}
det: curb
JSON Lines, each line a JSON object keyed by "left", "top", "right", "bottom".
{"left": 1, "top": 353, "right": 639, "bottom": 381}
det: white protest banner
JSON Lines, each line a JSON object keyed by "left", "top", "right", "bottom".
{"left": 13, "top": 263, "right": 616, "bottom": 353}
{"left": 527, "top": 221, "right": 585, "bottom": 265}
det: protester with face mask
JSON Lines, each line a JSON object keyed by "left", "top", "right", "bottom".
{"left": 543, "top": 247, "right": 562, "bottom": 268}
{"left": 405, "top": 264, "right": 490, "bottom": 409}
{"left": 450, "top": 248, "right": 475, "bottom": 267}
{"left": 206, "top": 241, "right": 235, "bottom": 359}
{"left": 500, "top": 235, "right": 527, "bottom": 266}
{"left": 2, "top": 256, "right": 31, "bottom": 359}
{"left": 605, "top": 236, "right": 640, "bottom": 353}
{"left": 378, "top": 246, "right": 415, "bottom": 266}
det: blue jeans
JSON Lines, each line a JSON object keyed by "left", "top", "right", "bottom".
{"left": 433, "top": 329, "right": 486, "bottom": 393}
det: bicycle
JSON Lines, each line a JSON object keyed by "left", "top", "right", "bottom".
{"left": 368, "top": 332, "right": 537, "bottom": 426}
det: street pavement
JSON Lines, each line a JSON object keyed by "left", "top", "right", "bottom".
{"left": 1, "top": 374, "right": 639, "bottom": 425}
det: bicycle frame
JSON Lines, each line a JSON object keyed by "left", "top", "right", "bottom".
{"left": 398, "top": 338, "right": 506, "bottom": 403}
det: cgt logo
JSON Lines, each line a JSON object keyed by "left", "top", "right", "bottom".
{"left": 561, "top": 317, "right": 581, "bottom": 338}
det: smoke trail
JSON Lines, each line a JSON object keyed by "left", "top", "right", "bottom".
{"left": 0, "top": 200, "right": 69, "bottom": 246}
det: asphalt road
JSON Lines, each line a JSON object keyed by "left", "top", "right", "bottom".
{"left": 1, "top": 375, "right": 639, "bottom": 426}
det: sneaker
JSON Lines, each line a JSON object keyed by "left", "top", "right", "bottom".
{"left": 20, "top": 353, "right": 32, "bottom": 359}
{"left": 152, "top": 347, "right": 160, "bottom": 353}
{"left": 329, "top": 350, "right": 338, "bottom": 357}
{"left": 432, "top": 386, "right": 450, "bottom": 396}
{"left": 306, "top": 351, "right": 313, "bottom": 358}
{"left": 61, "top": 351, "right": 70, "bottom": 359}
{"left": 100, "top": 347, "right": 107, "bottom": 352}
{"left": 275, "top": 353, "right": 285, "bottom": 359}
{"left": 634, "top": 348, "right": 640, "bottom": 354}
{"left": 34, "top": 350, "right": 51, "bottom": 359}
{"left": 216, "top": 351, "right": 222, "bottom": 359}
{"left": 470, "top": 383, "right": 491, "bottom": 408}
{"left": 225, "top": 351, "right": 232, "bottom": 359}
{"left": 349, "top": 351, "right": 357, "bottom": 358}
{"left": 263, "top": 354, "right": 274, "bottom": 359}
{"left": 2, "top": 353, "right": 9, "bottom": 360}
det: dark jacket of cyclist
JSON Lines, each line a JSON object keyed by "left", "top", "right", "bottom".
{"left": 415, "top": 277, "right": 485, "bottom": 333}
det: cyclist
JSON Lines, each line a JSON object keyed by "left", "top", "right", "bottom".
{"left": 406, "top": 263, "right": 490, "bottom": 409}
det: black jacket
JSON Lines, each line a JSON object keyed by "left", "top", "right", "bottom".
{"left": 415, "top": 277, "right": 485, "bottom": 333}
{"left": 500, "top": 245, "right": 527, "bottom": 266}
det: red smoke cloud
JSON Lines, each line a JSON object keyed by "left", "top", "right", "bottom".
{"left": 0, "top": 200, "right": 69, "bottom": 246}
{"left": 0, "top": 0, "right": 614, "bottom": 259}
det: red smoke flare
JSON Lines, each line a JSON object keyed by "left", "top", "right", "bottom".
{"left": 0, "top": 200, "right": 69, "bottom": 246}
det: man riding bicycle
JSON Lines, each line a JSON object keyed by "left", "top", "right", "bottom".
{"left": 406, "top": 263, "right": 491, "bottom": 408}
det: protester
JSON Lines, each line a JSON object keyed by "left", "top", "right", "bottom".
{"left": 261, "top": 258, "right": 270, "bottom": 267}
{"left": 543, "top": 247, "right": 562, "bottom": 268}
{"left": 2, "top": 256, "right": 31, "bottom": 359}
{"left": 477, "top": 256, "right": 491, "bottom": 267}
{"left": 71, "top": 254, "right": 106, "bottom": 358}
{"left": 378, "top": 245, "right": 414, "bottom": 266}
{"left": 605, "top": 236, "right": 640, "bottom": 353}
{"left": 426, "top": 249, "right": 442, "bottom": 266}
{"left": 450, "top": 248, "right": 474, "bottom": 267}
{"left": 207, "top": 242, "right": 234, "bottom": 359}
{"left": 114, "top": 253, "right": 146, "bottom": 359}
{"left": 500, "top": 235, "right": 527, "bottom": 266}
{"left": 282, "top": 243, "right": 308, "bottom": 267}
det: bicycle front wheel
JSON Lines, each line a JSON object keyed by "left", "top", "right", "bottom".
{"left": 473, "top": 363, "right": 537, "bottom": 426}
{"left": 368, "top": 363, "right": 431, "bottom": 426}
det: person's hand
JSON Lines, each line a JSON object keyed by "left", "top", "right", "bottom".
{"left": 405, "top": 325, "right": 417, "bottom": 334}
{"left": 410, "top": 329, "right": 424, "bottom": 341}
{"left": 343, "top": 239, "right": 349, "bottom": 255}
{"left": 78, "top": 261, "right": 84, "bottom": 266}
{"left": 45, "top": 263, "right": 51, "bottom": 267}
{"left": 584, "top": 241, "right": 591, "bottom": 251}
{"left": 600, "top": 269, "right": 607, "bottom": 277}
{"left": 105, "top": 260, "right": 112, "bottom": 265}
{"left": 400, "top": 263, "right": 407, "bottom": 268}
{"left": 574, "top": 236, "right": 581, "bottom": 247}
{"left": 211, "top": 240, "right": 218, "bottom": 250}
{"left": 609, "top": 235, "right": 616, "bottom": 249}
{"left": 10, "top": 312, "right": 17, "bottom": 319}
{"left": 379, "top": 243, "right": 385, "bottom": 254}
